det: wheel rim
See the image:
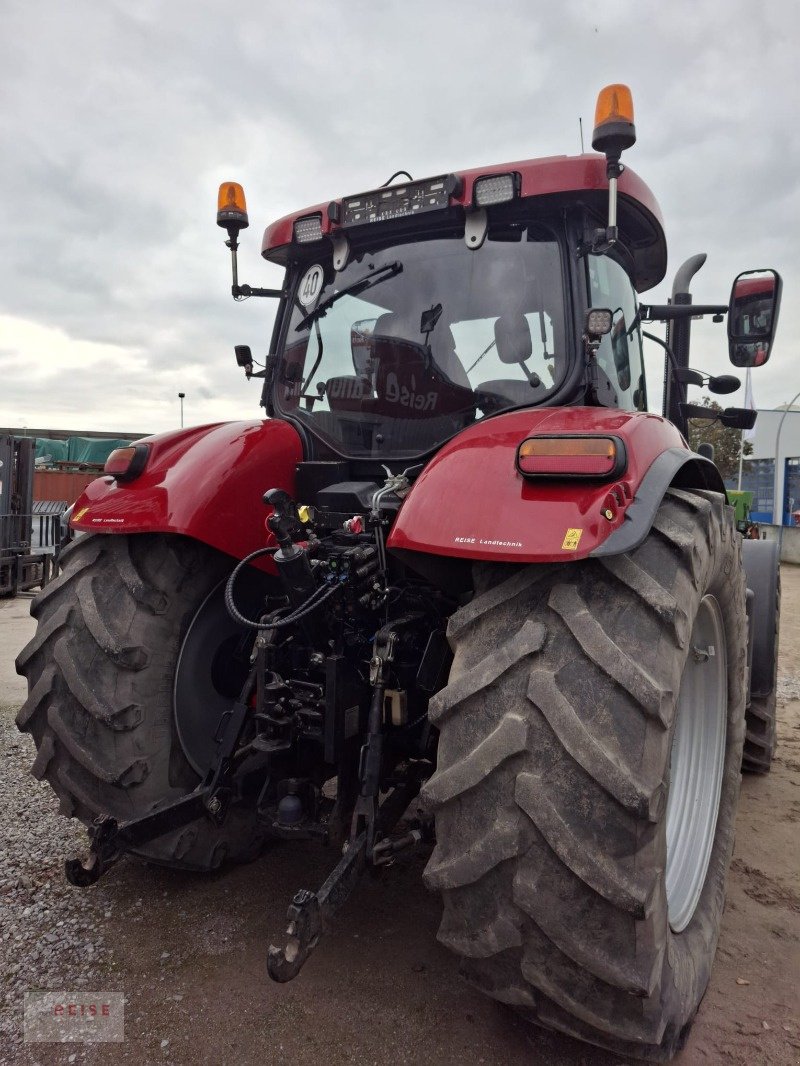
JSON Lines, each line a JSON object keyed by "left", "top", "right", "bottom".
{"left": 174, "top": 579, "right": 258, "bottom": 776}
{"left": 665, "top": 594, "right": 728, "bottom": 933}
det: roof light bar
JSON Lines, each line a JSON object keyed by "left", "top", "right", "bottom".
{"left": 516, "top": 435, "right": 626, "bottom": 480}
{"left": 473, "top": 173, "right": 519, "bottom": 207}
{"left": 339, "top": 174, "right": 461, "bottom": 227}
{"left": 294, "top": 214, "right": 323, "bottom": 243}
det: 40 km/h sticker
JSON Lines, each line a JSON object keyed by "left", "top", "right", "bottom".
{"left": 297, "top": 264, "right": 324, "bottom": 308}
{"left": 561, "top": 528, "right": 583, "bottom": 551}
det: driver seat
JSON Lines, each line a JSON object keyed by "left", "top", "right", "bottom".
{"left": 475, "top": 313, "right": 544, "bottom": 412}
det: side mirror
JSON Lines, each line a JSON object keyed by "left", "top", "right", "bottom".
{"left": 719, "top": 407, "right": 757, "bottom": 430}
{"left": 682, "top": 404, "right": 757, "bottom": 431}
{"left": 707, "top": 374, "right": 741, "bottom": 395}
{"left": 674, "top": 369, "right": 740, "bottom": 394}
{"left": 728, "top": 268, "right": 782, "bottom": 367}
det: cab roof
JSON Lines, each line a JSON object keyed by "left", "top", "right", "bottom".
{"left": 261, "top": 153, "right": 667, "bottom": 292}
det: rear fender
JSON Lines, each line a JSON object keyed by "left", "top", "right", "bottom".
{"left": 71, "top": 420, "right": 303, "bottom": 569}
{"left": 387, "top": 408, "right": 725, "bottom": 565}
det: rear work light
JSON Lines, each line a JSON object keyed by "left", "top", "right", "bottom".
{"left": 516, "top": 435, "right": 626, "bottom": 480}
{"left": 585, "top": 307, "right": 614, "bottom": 337}
{"left": 473, "top": 173, "right": 519, "bottom": 207}
{"left": 293, "top": 214, "right": 323, "bottom": 243}
{"left": 104, "top": 444, "right": 149, "bottom": 481}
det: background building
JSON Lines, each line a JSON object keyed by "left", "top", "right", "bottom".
{"left": 729, "top": 407, "right": 800, "bottom": 525}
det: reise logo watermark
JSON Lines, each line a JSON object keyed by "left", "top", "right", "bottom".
{"left": 24, "top": 991, "right": 124, "bottom": 1043}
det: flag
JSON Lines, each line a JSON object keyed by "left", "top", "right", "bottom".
{"left": 743, "top": 367, "right": 756, "bottom": 442}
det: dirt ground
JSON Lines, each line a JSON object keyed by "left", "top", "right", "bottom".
{"left": 1, "top": 567, "right": 799, "bottom": 1066}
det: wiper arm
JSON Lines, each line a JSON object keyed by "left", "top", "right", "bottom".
{"left": 295, "top": 261, "right": 403, "bottom": 331}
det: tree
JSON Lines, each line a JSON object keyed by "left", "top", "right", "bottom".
{"left": 686, "top": 397, "right": 752, "bottom": 480}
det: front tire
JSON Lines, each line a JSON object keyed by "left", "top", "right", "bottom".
{"left": 742, "top": 568, "right": 780, "bottom": 773}
{"left": 15, "top": 534, "right": 267, "bottom": 870}
{"left": 422, "top": 489, "right": 747, "bottom": 1061}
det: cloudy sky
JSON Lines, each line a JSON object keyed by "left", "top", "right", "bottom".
{"left": 2, "top": 0, "right": 798, "bottom": 436}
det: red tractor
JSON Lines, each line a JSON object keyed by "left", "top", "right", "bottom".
{"left": 17, "top": 85, "right": 783, "bottom": 1059}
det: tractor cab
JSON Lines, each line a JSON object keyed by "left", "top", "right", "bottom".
{"left": 251, "top": 153, "right": 666, "bottom": 464}
{"left": 218, "top": 83, "right": 779, "bottom": 469}
{"left": 219, "top": 86, "right": 669, "bottom": 466}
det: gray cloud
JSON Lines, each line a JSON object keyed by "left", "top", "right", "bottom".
{"left": 1, "top": 0, "right": 798, "bottom": 434}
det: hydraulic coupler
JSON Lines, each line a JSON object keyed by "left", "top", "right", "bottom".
{"left": 263, "top": 488, "right": 325, "bottom": 645}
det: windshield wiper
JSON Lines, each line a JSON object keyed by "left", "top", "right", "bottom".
{"left": 294, "top": 261, "right": 403, "bottom": 331}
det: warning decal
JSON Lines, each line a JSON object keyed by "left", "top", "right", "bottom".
{"left": 561, "top": 528, "right": 583, "bottom": 551}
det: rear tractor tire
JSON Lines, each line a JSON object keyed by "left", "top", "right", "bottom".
{"left": 16, "top": 534, "right": 268, "bottom": 871}
{"left": 422, "top": 489, "right": 747, "bottom": 1061}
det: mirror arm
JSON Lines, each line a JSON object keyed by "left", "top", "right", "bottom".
{"left": 640, "top": 303, "right": 728, "bottom": 322}
{"left": 225, "top": 231, "right": 285, "bottom": 301}
{"left": 576, "top": 159, "right": 624, "bottom": 258}
{"left": 681, "top": 404, "right": 757, "bottom": 431}
{"left": 681, "top": 403, "right": 718, "bottom": 421}
{"left": 232, "top": 284, "right": 285, "bottom": 299}
{"left": 642, "top": 329, "right": 681, "bottom": 375}
{"left": 673, "top": 367, "right": 705, "bottom": 387}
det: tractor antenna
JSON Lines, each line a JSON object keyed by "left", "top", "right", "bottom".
{"left": 579, "top": 117, "right": 585, "bottom": 154}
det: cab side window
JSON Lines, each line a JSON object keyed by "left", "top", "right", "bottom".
{"left": 587, "top": 255, "right": 647, "bottom": 411}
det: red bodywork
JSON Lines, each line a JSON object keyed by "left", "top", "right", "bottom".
{"left": 387, "top": 408, "right": 687, "bottom": 564}
{"left": 70, "top": 420, "right": 303, "bottom": 572}
{"left": 69, "top": 411, "right": 686, "bottom": 568}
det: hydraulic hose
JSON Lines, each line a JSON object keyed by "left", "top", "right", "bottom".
{"left": 224, "top": 545, "right": 340, "bottom": 631}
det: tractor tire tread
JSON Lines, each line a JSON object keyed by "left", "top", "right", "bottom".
{"left": 423, "top": 488, "right": 747, "bottom": 1060}
{"left": 16, "top": 533, "right": 265, "bottom": 870}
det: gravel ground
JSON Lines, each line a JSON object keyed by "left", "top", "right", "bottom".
{"left": 778, "top": 675, "right": 800, "bottom": 704}
{"left": 0, "top": 595, "right": 116, "bottom": 1059}
{"left": 2, "top": 569, "right": 800, "bottom": 1066}
{"left": 0, "top": 740, "right": 119, "bottom": 1045}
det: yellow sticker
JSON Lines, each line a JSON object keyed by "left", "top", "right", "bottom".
{"left": 73, "top": 506, "right": 89, "bottom": 522}
{"left": 561, "top": 528, "right": 583, "bottom": 551}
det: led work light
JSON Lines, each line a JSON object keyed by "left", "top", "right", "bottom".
{"left": 473, "top": 173, "right": 519, "bottom": 207}
{"left": 294, "top": 214, "right": 324, "bottom": 243}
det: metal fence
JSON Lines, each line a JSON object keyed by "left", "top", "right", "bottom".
{"left": 32, "top": 501, "right": 67, "bottom": 551}
{"left": 1, "top": 511, "right": 63, "bottom": 556}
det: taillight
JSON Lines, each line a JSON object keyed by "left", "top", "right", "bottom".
{"left": 104, "top": 444, "right": 149, "bottom": 481}
{"left": 516, "top": 435, "right": 626, "bottom": 480}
